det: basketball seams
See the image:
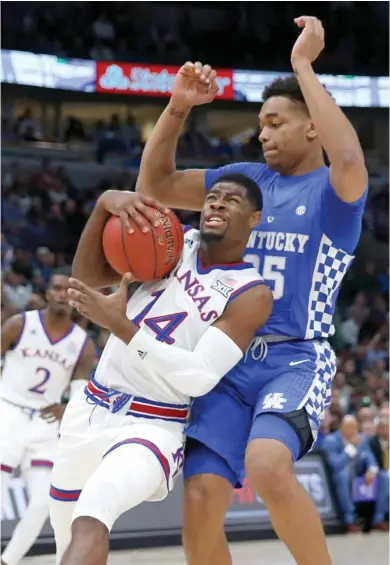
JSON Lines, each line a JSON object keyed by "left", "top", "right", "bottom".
{"left": 103, "top": 210, "right": 183, "bottom": 282}
{"left": 171, "top": 215, "right": 183, "bottom": 270}
{"left": 150, "top": 217, "right": 159, "bottom": 280}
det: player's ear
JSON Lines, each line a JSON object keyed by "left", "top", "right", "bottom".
{"left": 249, "top": 211, "right": 261, "bottom": 229}
{"left": 306, "top": 121, "right": 318, "bottom": 141}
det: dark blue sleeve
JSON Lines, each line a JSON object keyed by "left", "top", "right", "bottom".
{"left": 319, "top": 172, "right": 368, "bottom": 254}
{"left": 205, "top": 162, "right": 268, "bottom": 191}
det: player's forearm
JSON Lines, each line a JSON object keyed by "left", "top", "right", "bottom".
{"left": 136, "top": 100, "right": 190, "bottom": 200}
{"left": 72, "top": 195, "right": 120, "bottom": 289}
{"left": 292, "top": 61, "right": 364, "bottom": 167}
{"left": 116, "top": 325, "right": 243, "bottom": 397}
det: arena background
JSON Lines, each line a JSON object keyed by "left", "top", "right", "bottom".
{"left": 1, "top": 1, "right": 389, "bottom": 563}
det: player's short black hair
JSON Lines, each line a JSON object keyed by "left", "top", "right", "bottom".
{"left": 212, "top": 173, "right": 263, "bottom": 211}
{"left": 262, "top": 75, "right": 309, "bottom": 114}
{"left": 49, "top": 266, "right": 72, "bottom": 285}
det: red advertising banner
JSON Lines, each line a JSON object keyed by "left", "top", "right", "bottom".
{"left": 96, "top": 62, "right": 234, "bottom": 100}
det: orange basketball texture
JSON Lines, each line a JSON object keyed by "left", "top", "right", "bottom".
{"left": 102, "top": 209, "right": 184, "bottom": 281}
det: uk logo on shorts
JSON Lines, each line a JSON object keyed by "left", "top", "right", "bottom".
{"left": 262, "top": 393, "right": 287, "bottom": 410}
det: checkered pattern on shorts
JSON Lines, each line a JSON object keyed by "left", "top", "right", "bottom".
{"left": 298, "top": 340, "right": 337, "bottom": 440}
{"left": 305, "top": 234, "right": 354, "bottom": 339}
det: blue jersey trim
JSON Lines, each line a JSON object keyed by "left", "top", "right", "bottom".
{"left": 226, "top": 280, "right": 266, "bottom": 306}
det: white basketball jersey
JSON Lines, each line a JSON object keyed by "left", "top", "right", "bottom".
{"left": 95, "top": 228, "right": 264, "bottom": 405}
{"left": 1, "top": 310, "right": 88, "bottom": 409}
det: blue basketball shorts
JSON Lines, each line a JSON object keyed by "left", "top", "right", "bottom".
{"left": 184, "top": 339, "right": 336, "bottom": 488}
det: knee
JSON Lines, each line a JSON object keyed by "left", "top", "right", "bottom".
{"left": 71, "top": 516, "right": 108, "bottom": 542}
{"left": 245, "top": 439, "right": 295, "bottom": 501}
{"left": 184, "top": 475, "right": 220, "bottom": 520}
{"left": 183, "top": 475, "right": 231, "bottom": 531}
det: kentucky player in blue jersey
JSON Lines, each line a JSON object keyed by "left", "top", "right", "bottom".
{"left": 109, "top": 16, "right": 368, "bottom": 565}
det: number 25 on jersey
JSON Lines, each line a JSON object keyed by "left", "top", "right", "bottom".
{"left": 244, "top": 254, "right": 286, "bottom": 300}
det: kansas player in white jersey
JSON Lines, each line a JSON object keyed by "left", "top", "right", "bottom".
{"left": 0, "top": 271, "right": 95, "bottom": 565}
{"left": 130, "top": 16, "right": 369, "bottom": 565}
{"left": 49, "top": 175, "right": 272, "bottom": 565}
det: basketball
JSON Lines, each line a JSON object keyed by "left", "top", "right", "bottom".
{"left": 102, "top": 209, "right": 184, "bottom": 281}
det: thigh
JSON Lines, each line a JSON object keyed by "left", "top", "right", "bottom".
{"left": 251, "top": 340, "right": 336, "bottom": 459}
{"left": 72, "top": 424, "right": 185, "bottom": 531}
{"left": 0, "top": 401, "right": 26, "bottom": 471}
{"left": 50, "top": 392, "right": 107, "bottom": 502}
{"left": 73, "top": 441, "right": 166, "bottom": 531}
{"left": 105, "top": 421, "right": 185, "bottom": 502}
{"left": 24, "top": 465, "right": 52, "bottom": 505}
{"left": 24, "top": 417, "right": 60, "bottom": 470}
{"left": 184, "top": 438, "right": 238, "bottom": 488}
{"left": 185, "top": 386, "right": 253, "bottom": 487}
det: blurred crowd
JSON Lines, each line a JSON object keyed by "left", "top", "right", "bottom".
{"left": 8, "top": 107, "right": 254, "bottom": 168}
{"left": 2, "top": 1, "right": 388, "bottom": 75}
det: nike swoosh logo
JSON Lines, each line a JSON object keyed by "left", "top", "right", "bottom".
{"left": 289, "top": 359, "right": 310, "bottom": 366}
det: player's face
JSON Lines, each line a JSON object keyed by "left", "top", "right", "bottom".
{"left": 258, "top": 96, "right": 317, "bottom": 173}
{"left": 200, "top": 182, "right": 260, "bottom": 242}
{"left": 46, "top": 275, "right": 72, "bottom": 316}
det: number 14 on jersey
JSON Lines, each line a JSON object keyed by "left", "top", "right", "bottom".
{"left": 244, "top": 254, "right": 286, "bottom": 300}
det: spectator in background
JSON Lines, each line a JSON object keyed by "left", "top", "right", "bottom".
{"left": 378, "top": 267, "right": 389, "bottom": 294}
{"left": 2, "top": 268, "right": 33, "bottom": 310}
{"left": 13, "top": 108, "right": 41, "bottom": 142}
{"left": 322, "top": 415, "right": 379, "bottom": 532}
{"left": 368, "top": 419, "right": 389, "bottom": 531}
{"left": 316, "top": 409, "right": 332, "bottom": 449}
{"left": 63, "top": 116, "right": 86, "bottom": 143}
{"left": 34, "top": 247, "right": 55, "bottom": 284}
{"left": 90, "top": 38, "right": 113, "bottom": 61}
{"left": 92, "top": 12, "right": 115, "bottom": 43}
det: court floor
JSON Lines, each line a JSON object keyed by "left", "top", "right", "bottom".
{"left": 20, "top": 533, "right": 389, "bottom": 565}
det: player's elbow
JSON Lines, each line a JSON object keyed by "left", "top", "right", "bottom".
{"left": 334, "top": 149, "right": 365, "bottom": 171}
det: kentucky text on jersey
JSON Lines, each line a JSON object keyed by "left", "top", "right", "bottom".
{"left": 206, "top": 163, "right": 367, "bottom": 340}
{"left": 247, "top": 231, "right": 309, "bottom": 254}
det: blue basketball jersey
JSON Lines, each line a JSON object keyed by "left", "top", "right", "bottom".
{"left": 205, "top": 163, "right": 368, "bottom": 340}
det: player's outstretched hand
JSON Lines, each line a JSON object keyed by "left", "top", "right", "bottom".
{"left": 40, "top": 403, "right": 66, "bottom": 423}
{"left": 291, "top": 16, "right": 325, "bottom": 68}
{"left": 171, "top": 62, "right": 219, "bottom": 109}
{"left": 68, "top": 274, "right": 134, "bottom": 333}
{"left": 99, "top": 190, "right": 169, "bottom": 235}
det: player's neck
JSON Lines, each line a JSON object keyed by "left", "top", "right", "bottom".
{"left": 280, "top": 152, "right": 325, "bottom": 177}
{"left": 41, "top": 309, "right": 72, "bottom": 330}
{"left": 198, "top": 242, "right": 243, "bottom": 268}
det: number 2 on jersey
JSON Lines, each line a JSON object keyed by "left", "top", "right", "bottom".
{"left": 244, "top": 254, "right": 286, "bottom": 300}
{"left": 29, "top": 367, "right": 51, "bottom": 394}
{"left": 133, "top": 290, "right": 187, "bottom": 344}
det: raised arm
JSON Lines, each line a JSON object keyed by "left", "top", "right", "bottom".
{"left": 291, "top": 16, "right": 368, "bottom": 202}
{"left": 135, "top": 62, "right": 220, "bottom": 210}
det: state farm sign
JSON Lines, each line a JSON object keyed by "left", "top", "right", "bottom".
{"left": 96, "top": 62, "right": 234, "bottom": 100}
